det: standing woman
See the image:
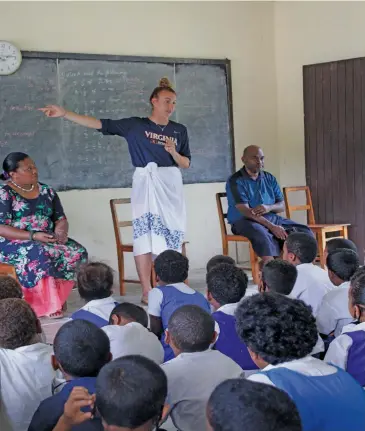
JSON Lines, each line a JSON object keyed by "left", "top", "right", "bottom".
{"left": 40, "top": 78, "right": 191, "bottom": 304}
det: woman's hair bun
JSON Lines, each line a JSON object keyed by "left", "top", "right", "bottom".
{"left": 159, "top": 77, "right": 173, "bottom": 88}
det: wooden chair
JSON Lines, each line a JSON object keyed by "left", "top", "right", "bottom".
{"left": 283, "top": 186, "right": 350, "bottom": 268}
{"left": 216, "top": 193, "right": 260, "bottom": 284}
{"left": 110, "top": 198, "right": 188, "bottom": 295}
{"left": 0, "top": 263, "right": 17, "bottom": 280}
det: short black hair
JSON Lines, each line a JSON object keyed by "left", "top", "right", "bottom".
{"left": 96, "top": 355, "right": 167, "bottom": 428}
{"left": 109, "top": 302, "right": 148, "bottom": 327}
{"left": 285, "top": 232, "right": 318, "bottom": 264}
{"left": 206, "top": 263, "right": 248, "bottom": 305}
{"left": 327, "top": 249, "right": 359, "bottom": 281}
{"left": 206, "top": 255, "right": 235, "bottom": 273}
{"left": 154, "top": 250, "right": 188, "bottom": 284}
{"left": 0, "top": 298, "right": 38, "bottom": 349}
{"left": 0, "top": 275, "right": 22, "bottom": 300}
{"left": 236, "top": 293, "right": 317, "bottom": 365}
{"left": 262, "top": 260, "right": 298, "bottom": 295}
{"left": 77, "top": 262, "right": 114, "bottom": 302}
{"left": 326, "top": 238, "right": 357, "bottom": 255}
{"left": 168, "top": 305, "right": 215, "bottom": 353}
{"left": 350, "top": 267, "right": 365, "bottom": 307}
{"left": 207, "top": 379, "right": 302, "bottom": 431}
{"left": 54, "top": 320, "right": 110, "bottom": 377}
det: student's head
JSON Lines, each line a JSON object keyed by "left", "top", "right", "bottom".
{"left": 207, "top": 379, "right": 302, "bottom": 431}
{"left": 236, "top": 293, "right": 317, "bottom": 368}
{"left": 0, "top": 298, "right": 41, "bottom": 349}
{"left": 206, "top": 263, "right": 248, "bottom": 309}
{"left": 53, "top": 320, "right": 111, "bottom": 379}
{"left": 206, "top": 255, "right": 235, "bottom": 273}
{"left": 349, "top": 267, "right": 365, "bottom": 321}
{"left": 77, "top": 262, "right": 114, "bottom": 302}
{"left": 283, "top": 232, "right": 317, "bottom": 265}
{"left": 242, "top": 145, "right": 264, "bottom": 174}
{"left": 1, "top": 152, "right": 38, "bottom": 184}
{"left": 149, "top": 77, "right": 176, "bottom": 120}
{"left": 96, "top": 355, "right": 167, "bottom": 431}
{"left": 166, "top": 305, "right": 216, "bottom": 356}
{"left": 0, "top": 275, "right": 22, "bottom": 300}
{"left": 109, "top": 302, "right": 148, "bottom": 328}
{"left": 260, "top": 259, "right": 298, "bottom": 295}
{"left": 154, "top": 250, "right": 188, "bottom": 285}
{"left": 326, "top": 248, "right": 359, "bottom": 286}
{"left": 324, "top": 238, "right": 357, "bottom": 263}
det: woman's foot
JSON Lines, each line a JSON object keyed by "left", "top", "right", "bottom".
{"left": 48, "top": 310, "right": 64, "bottom": 319}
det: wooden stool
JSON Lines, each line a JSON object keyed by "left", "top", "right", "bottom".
{"left": 216, "top": 193, "right": 260, "bottom": 284}
{"left": 283, "top": 186, "right": 350, "bottom": 268}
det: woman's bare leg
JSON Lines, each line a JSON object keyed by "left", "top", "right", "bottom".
{"left": 134, "top": 253, "right": 153, "bottom": 302}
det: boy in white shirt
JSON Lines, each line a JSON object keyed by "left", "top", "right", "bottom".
{"left": 102, "top": 302, "right": 164, "bottom": 364}
{"left": 324, "top": 267, "right": 365, "bottom": 386}
{"left": 161, "top": 305, "right": 243, "bottom": 431}
{"left": 283, "top": 232, "right": 333, "bottom": 316}
{"left": 71, "top": 262, "right": 118, "bottom": 327}
{"left": 236, "top": 293, "right": 365, "bottom": 431}
{"left": 323, "top": 237, "right": 358, "bottom": 266}
{"left": 317, "top": 248, "right": 359, "bottom": 338}
{"left": 0, "top": 298, "right": 54, "bottom": 431}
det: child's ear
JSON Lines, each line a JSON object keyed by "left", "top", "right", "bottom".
{"left": 51, "top": 355, "right": 60, "bottom": 371}
{"left": 36, "top": 319, "right": 42, "bottom": 334}
{"left": 211, "top": 331, "right": 218, "bottom": 345}
{"left": 110, "top": 314, "right": 120, "bottom": 325}
{"left": 107, "top": 352, "right": 113, "bottom": 363}
{"left": 207, "top": 290, "right": 213, "bottom": 303}
{"left": 165, "top": 329, "right": 171, "bottom": 346}
{"left": 354, "top": 304, "right": 362, "bottom": 321}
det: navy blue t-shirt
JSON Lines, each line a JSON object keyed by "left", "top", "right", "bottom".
{"left": 99, "top": 117, "right": 191, "bottom": 168}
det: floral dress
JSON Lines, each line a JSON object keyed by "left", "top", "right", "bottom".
{"left": 0, "top": 183, "right": 87, "bottom": 290}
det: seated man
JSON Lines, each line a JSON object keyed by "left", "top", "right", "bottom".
{"left": 226, "top": 145, "right": 311, "bottom": 263}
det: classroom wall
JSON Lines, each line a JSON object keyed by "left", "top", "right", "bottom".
{"left": 1, "top": 2, "right": 277, "bottom": 276}
{"left": 275, "top": 2, "right": 365, "bottom": 188}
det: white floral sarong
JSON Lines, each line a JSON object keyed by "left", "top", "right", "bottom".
{"left": 132, "top": 162, "right": 186, "bottom": 256}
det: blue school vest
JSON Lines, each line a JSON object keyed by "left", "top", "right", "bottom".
{"left": 346, "top": 330, "right": 365, "bottom": 386}
{"left": 212, "top": 311, "right": 257, "bottom": 371}
{"left": 71, "top": 302, "right": 119, "bottom": 328}
{"left": 159, "top": 286, "right": 211, "bottom": 362}
{"left": 260, "top": 366, "right": 365, "bottom": 431}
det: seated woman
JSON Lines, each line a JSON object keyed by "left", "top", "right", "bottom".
{"left": 0, "top": 152, "right": 87, "bottom": 318}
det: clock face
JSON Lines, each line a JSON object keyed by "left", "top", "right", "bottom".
{"left": 0, "top": 41, "right": 22, "bottom": 76}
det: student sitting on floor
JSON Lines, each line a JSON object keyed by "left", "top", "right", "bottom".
{"left": 317, "top": 248, "right": 359, "bottom": 338}
{"left": 53, "top": 355, "right": 168, "bottom": 431}
{"left": 161, "top": 305, "right": 243, "bottom": 431}
{"left": 236, "top": 293, "right": 365, "bottom": 431}
{"left": 324, "top": 267, "right": 365, "bottom": 386}
{"left": 0, "top": 274, "right": 23, "bottom": 300}
{"left": 102, "top": 302, "right": 164, "bottom": 364}
{"left": 148, "top": 250, "right": 210, "bottom": 362}
{"left": 71, "top": 262, "right": 118, "bottom": 328}
{"left": 0, "top": 298, "right": 55, "bottom": 431}
{"left": 283, "top": 232, "right": 333, "bottom": 316}
{"left": 206, "top": 263, "right": 258, "bottom": 372}
{"left": 207, "top": 378, "right": 302, "bottom": 431}
{"left": 29, "top": 319, "right": 111, "bottom": 431}
{"left": 206, "top": 254, "right": 235, "bottom": 273}
{"left": 259, "top": 259, "right": 324, "bottom": 356}
{"left": 323, "top": 237, "right": 358, "bottom": 264}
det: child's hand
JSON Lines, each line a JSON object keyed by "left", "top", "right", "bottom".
{"left": 62, "top": 387, "right": 95, "bottom": 427}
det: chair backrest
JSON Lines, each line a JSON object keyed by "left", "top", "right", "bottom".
{"left": 283, "top": 186, "right": 316, "bottom": 224}
{"left": 216, "top": 193, "right": 228, "bottom": 237}
{"left": 110, "top": 198, "right": 133, "bottom": 248}
{"left": 0, "top": 263, "right": 17, "bottom": 280}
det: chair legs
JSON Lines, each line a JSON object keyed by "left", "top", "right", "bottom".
{"left": 118, "top": 252, "right": 126, "bottom": 296}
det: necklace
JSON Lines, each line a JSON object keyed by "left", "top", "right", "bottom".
{"left": 149, "top": 118, "right": 168, "bottom": 132}
{"left": 10, "top": 180, "right": 35, "bottom": 192}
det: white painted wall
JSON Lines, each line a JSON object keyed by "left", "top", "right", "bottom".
{"left": 1, "top": 1, "right": 277, "bottom": 275}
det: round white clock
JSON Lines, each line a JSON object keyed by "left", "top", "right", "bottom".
{"left": 0, "top": 41, "right": 22, "bottom": 76}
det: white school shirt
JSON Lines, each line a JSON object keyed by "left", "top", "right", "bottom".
{"left": 161, "top": 349, "right": 243, "bottom": 431}
{"left": 102, "top": 322, "right": 164, "bottom": 364}
{"left": 248, "top": 356, "right": 337, "bottom": 387}
{"left": 80, "top": 296, "right": 117, "bottom": 321}
{"left": 324, "top": 321, "right": 365, "bottom": 371}
{"left": 290, "top": 263, "right": 333, "bottom": 317}
{"left": 316, "top": 282, "right": 352, "bottom": 337}
{"left": 148, "top": 283, "right": 196, "bottom": 317}
{"left": 0, "top": 342, "right": 55, "bottom": 431}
